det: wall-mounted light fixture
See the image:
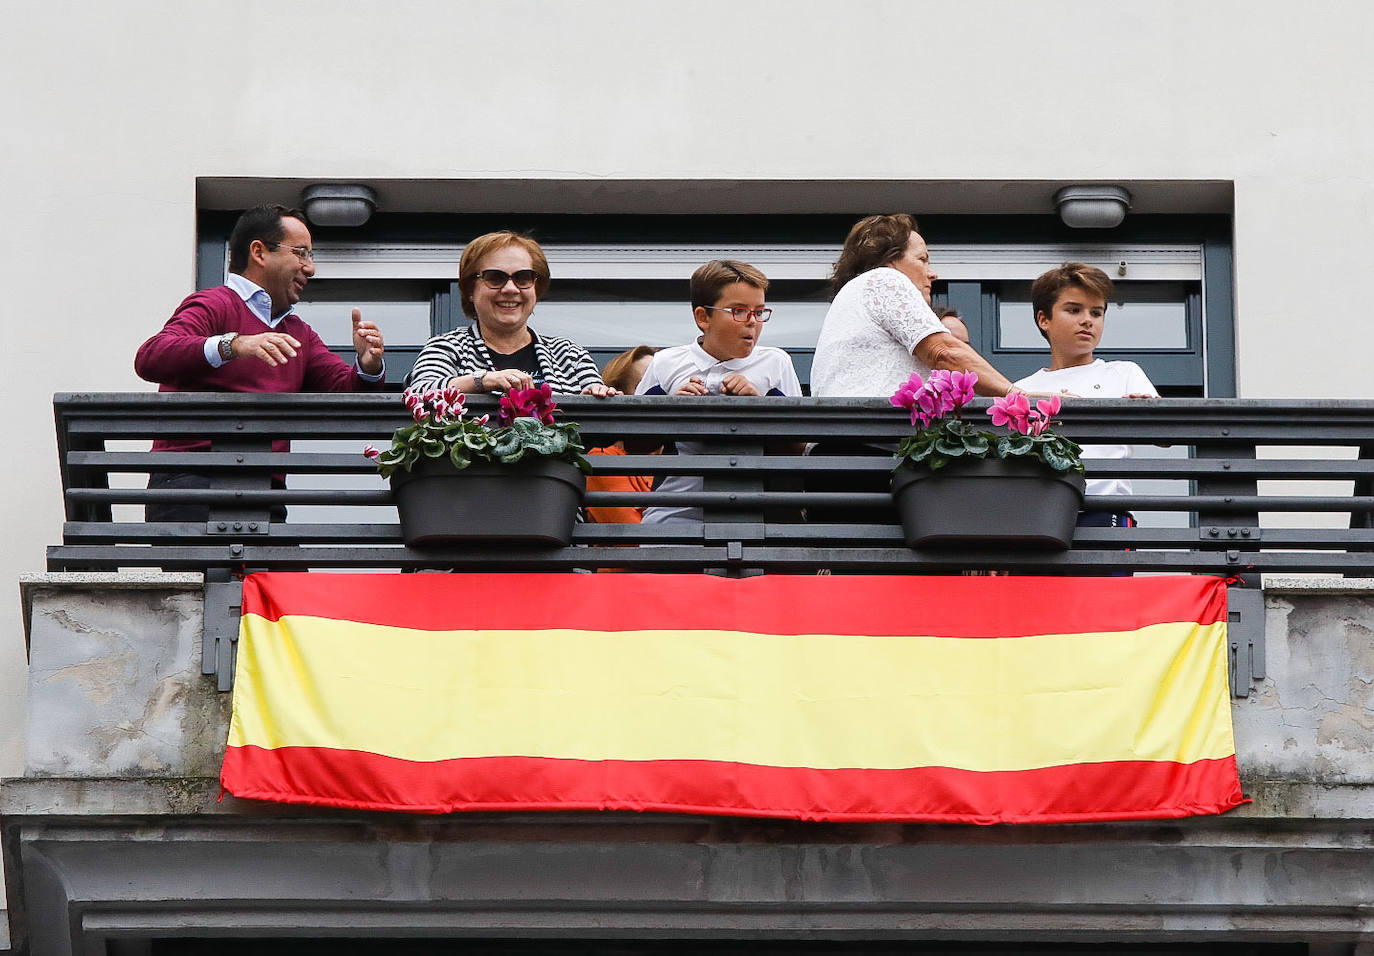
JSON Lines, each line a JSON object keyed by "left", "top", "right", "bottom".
{"left": 302, "top": 184, "right": 377, "bottom": 228}
{"left": 1053, "top": 185, "right": 1131, "bottom": 229}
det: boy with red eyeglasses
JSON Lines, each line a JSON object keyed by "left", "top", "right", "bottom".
{"left": 635, "top": 259, "right": 801, "bottom": 524}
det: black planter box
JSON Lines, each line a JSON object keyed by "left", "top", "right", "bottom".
{"left": 390, "top": 457, "right": 586, "bottom": 548}
{"left": 890, "top": 457, "right": 1086, "bottom": 549}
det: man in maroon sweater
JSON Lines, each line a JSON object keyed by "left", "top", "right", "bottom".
{"left": 135, "top": 203, "right": 386, "bottom": 521}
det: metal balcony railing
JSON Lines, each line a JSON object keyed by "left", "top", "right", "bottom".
{"left": 49, "top": 391, "right": 1374, "bottom": 576}
{"left": 51, "top": 391, "right": 1374, "bottom": 689}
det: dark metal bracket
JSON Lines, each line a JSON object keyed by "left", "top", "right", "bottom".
{"left": 202, "top": 571, "right": 243, "bottom": 692}
{"left": 1227, "top": 585, "right": 1266, "bottom": 698}
{"left": 1202, "top": 526, "right": 1260, "bottom": 542}
{"left": 205, "top": 519, "right": 270, "bottom": 535}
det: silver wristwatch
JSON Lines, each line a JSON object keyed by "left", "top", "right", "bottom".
{"left": 473, "top": 371, "right": 487, "bottom": 391}
{"left": 218, "top": 332, "right": 239, "bottom": 362}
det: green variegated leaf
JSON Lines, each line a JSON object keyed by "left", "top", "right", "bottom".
{"left": 1040, "top": 447, "right": 1078, "bottom": 472}
{"left": 373, "top": 395, "right": 594, "bottom": 477}
{"left": 962, "top": 433, "right": 991, "bottom": 455}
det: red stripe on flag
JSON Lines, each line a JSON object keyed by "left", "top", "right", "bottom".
{"left": 241, "top": 573, "right": 1227, "bottom": 637}
{"left": 222, "top": 746, "right": 1246, "bottom": 824}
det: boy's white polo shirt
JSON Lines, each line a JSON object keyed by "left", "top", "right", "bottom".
{"left": 1015, "top": 359, "right": 1157, "bottom": 499}
{"left": 635, "top": 341, "right": 802, "bottom": 524}
{"left": 635, "top": 341, "right": 801, "bottom": 398}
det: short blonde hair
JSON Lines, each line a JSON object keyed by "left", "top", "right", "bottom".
{"left": 457, "top": 232, "right": 552, "bottom": 319}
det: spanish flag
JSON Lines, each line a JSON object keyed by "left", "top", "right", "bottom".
{"left": 222, "top": 573, "right": 1245, "bottom": 823}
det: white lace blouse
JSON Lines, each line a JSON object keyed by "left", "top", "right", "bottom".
{"left": 810, "top": 267, "right": 946, "bottom": 397}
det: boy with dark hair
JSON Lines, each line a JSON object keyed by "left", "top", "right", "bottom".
{"left": 1014, "top": 262, "right": 1156, "bottom": 528}
{"left": 635, "top": 259, "right": 801, "bottom": 523}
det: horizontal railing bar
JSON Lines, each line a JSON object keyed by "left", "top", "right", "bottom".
{"left": 66, "top": 450, "right": 1374, "bottom": 481}
{"left": 46, "top": 542, "right": 1368, "bottom": 574}
{"left": 67, "top": 488, "right": 396, "bottom": 505}
{"left": 62, "top": 485, "right": 1374, "bottom": 513}
{"left": 58, "top": 521, "right": 1374, "bottom": 552}
{"left": 57, "top": 417, "right": 1374, "bottom": 446}
{"left": 52, "top": 396, "right": 1374, "bottom": 445}
{"left": 54, "top": 392, "right": 1374, "bottom": 417}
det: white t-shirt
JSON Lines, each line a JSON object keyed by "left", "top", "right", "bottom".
{"left": 635, "top": 341, "right": 802, "bottom": 523}
{"left": 811, "top": 267, "right": 947, "bottom": 397}
{"left": 1015, "top": 359, "right": 1157, "bottom": 498}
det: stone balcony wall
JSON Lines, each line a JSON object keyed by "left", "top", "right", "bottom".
{"left": 15, "top": 572, "right": 1374, "bottom": 795}
{"left": 5, "top": 572, "right": 1374, "bottom": 952}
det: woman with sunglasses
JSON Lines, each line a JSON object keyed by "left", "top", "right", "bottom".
{"left": 409, "top": 231, "right": 618, "bottom": 396}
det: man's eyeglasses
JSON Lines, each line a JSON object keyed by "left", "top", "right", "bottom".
{"left": 269, "top": 242, "right": 315, "bottom": 263}
{"left": 703, "top": 306, "right": 772, "bottom": 323}
{"left": 471, "top": 268, "right": 541, "bottom": 290}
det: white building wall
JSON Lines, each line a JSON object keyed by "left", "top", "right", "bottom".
{"left": 2, "top": 0, "right": 1372, "bottom": 800}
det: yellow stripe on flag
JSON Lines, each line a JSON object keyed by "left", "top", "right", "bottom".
{"left": 229, "top": 614, "right": 1234, "bottom": 773}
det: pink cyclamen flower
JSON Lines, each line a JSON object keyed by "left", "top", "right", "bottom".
{"left": 927, "top": 370, "right": 952, "bottom": 393}
{"left": 890, "top": 374, "right": 923, "bottom": 409}
{"left": 949, "top": 371, "right": 978, "bottom": 406}
{"left": 500, "top": 384, "right": 559, "bottom": 426}
{"left": 362, "top": 444, "right": 380, "bottom": 460}
{"left": 915, "top": 387, "right": 946, "bottom": 420}
{"left": 411, "top": 403, "right": 427, "bottom": 423}
{"left": 529, "top": 383, "right": 557, "bottom": 425}
{"left": 1035, "top": 395, "right": 1061, "bottom": 418}
{"left": 497, "top": 394, "right": 523, "bottom": 427}
{"left": 474, "top": 414, "right": 490, "bottom": 426}
{"left": 988, "top": 393, "right": 1031, "bottom": 430}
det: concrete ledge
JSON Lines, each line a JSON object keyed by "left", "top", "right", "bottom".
{"left": 1265, "top": 575, "right": 1374, "bottom": 593}
{"left": 9, "top": 781, "right": 1374, "bottom": 950}
{"left": 7, "top": 775, "right": 1374, "bottom": 827}
{"left": 19, "top": 571, "right": 203, "bottom": 651}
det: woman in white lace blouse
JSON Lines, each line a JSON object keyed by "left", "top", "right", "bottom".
{"left": 811, "top": 215, "right": 1024, "bottom": 398}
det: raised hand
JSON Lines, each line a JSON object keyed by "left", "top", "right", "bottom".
{"left": 352, "top": 308, "right": 385, "bottom": 375}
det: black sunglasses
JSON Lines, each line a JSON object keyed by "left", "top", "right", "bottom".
{"left": 471, "top": 268, "right": 541, "bottom": 290}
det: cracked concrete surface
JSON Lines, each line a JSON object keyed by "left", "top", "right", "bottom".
{"left": 1232, "top": 593, "right": 1374, "bottom": 783}
{"left": 24, "top": 586, "right": 231, "bottom": 777}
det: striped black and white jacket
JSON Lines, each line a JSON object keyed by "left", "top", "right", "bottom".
{"left": 408, "top": 325, "right": 604, "bottom": 394}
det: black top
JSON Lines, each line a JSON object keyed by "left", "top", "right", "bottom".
{"left": 491, "top": 339, "right": 541, "bottom": 376}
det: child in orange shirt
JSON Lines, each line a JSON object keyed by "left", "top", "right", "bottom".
{"left": 586, "top": 346, "right": 660, "bottom": 523}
